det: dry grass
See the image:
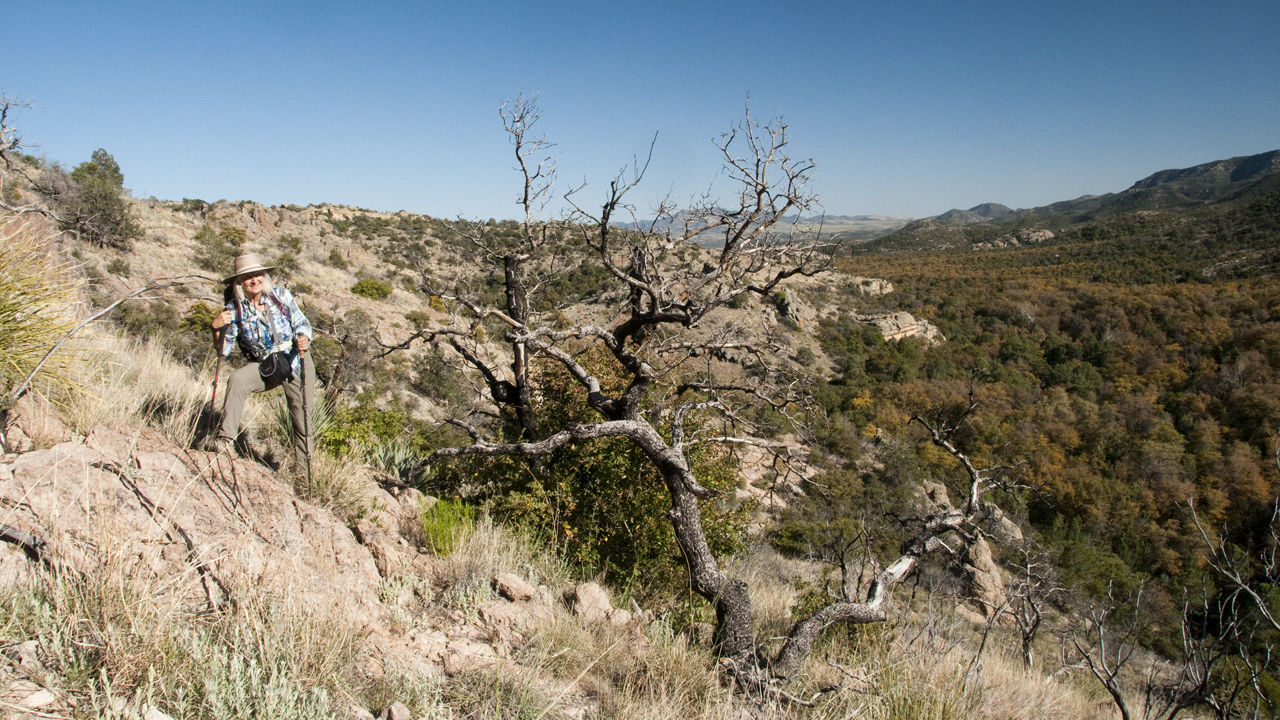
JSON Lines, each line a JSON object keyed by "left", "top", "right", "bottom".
{"left": 58, "top": 330, "right": 211, "bottom": 445}
{"left": 453, "top": 514, "right": 578, "bottom": 589}
{"left": 287, "top": 448, "right": 381, "bottom": 524}
{"left": 0, "top": 212, "right": 82, "bottom": 402}
{"left": 0, "top": 511, "right": 368, "bottom": 720}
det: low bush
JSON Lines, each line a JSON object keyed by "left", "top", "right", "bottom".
{"left": 193, "top": 225, "right": 246, "bottom": 273}
{"left": 351, "top": 278, "right": 392, "bottom": 300}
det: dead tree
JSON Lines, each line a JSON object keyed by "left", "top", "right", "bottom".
{"left": 0, "top": 95, "right": 44, "bottom": 215}
{"left": 0, "top": 95, "right": 34, "bottom": 171}
{"left": 1071, "top": 578, "right": 1273, "bottom": 720}
{"left": 1007, "top": 541, "right": 1065, "bottom": 670}
{"left": 402, "top": 96, "right": 1017, "bottom": 694}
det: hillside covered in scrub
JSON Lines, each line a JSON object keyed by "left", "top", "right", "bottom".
{"left": 2, "top": 105, "right": 1280, "bottom": 720}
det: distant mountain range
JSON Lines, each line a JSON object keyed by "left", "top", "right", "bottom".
{"left": 849, "top": 149, "right": 1280, "bottom": 278}
{"left": 615, "top": 150, "right": 1280, "bottom": 252}
{"left": 932, "top": 149, "right": 1280, "bottom": 226}
{"left": 611, "top": 213, "right": 915, "bottom": 244}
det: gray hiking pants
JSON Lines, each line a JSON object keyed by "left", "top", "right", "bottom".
{"left": 219, "top": 358, "right": 317, "bottom": 466}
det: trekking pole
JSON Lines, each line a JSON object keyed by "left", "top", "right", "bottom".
{"left": 300, "top": 349, "right": 314, "bottom": 497}
{"left": 207, "top": 326, "right": 226, "bottom": 447}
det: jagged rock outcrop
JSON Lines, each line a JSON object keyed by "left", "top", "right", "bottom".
{"left": 964, "top": 535, "right": 1007, "bottom": 619}
{"left": 846, "top": 276, "right": 894, "bottom": 297}
{"left": 495, "top": 572, "right": 537, "bottom": 602}
{"left": 1, "top": 393, "right": 72, "bottom": 454}
{"left": 855, "top": 311, "right": 945, "bottom": 345}
{"left": 776, "top": 291, "right": 818, "bottom": 328}
{"left": 0, "top": 418, "right": 588, "bottom": 711}
{"left": 973, "top": 228, "right": 1056, "bottom": 250}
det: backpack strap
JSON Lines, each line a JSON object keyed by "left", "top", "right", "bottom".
{"left": 266, "top": 293, "right": 293, "bottom": 325}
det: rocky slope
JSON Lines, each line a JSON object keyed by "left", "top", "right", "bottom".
{"left": 0, "top": 394, "right": 649, "bottom": 719}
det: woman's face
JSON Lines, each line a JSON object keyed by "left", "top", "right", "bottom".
{"left": 240, "top": 272, "right": 265, "bottom": 298}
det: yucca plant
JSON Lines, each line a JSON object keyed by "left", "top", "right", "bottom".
{"left": 0, "top": 213, "right": 81, "bottom": 407}
{"left": 269, "top": 389, "right": 336, "bottom": 451}
{"left": 367, "top": 441, "right": 424, "bottom": 485}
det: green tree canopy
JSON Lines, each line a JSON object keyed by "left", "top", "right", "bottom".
{"left": 71, "top": 148, "right": 124, "bottom": 188}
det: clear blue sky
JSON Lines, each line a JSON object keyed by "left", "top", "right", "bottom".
{"left": 9, "top": 0, "right": 1279, "bottom": 219}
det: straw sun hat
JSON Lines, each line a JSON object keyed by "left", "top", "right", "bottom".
{"left": 224, "top": 253, "right": 276, "bottom": 284}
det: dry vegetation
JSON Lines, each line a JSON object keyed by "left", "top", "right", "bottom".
{"left": 0, "top": 295, "right": 1122, "bottom": 718}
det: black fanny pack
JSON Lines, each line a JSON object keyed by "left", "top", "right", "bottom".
{"left": 259, "top": 351, "right": 294, "bottom": 384}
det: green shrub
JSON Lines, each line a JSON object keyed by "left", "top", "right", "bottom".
{"left": 193, "top": 225, "right": 243, "bottom": 273}
{"left": 273, "top": 251, "right": 300, "bottom": 281}
{"left": 63, "top": 179, "right": 143, "bottom": 249}
{"left": 351, "top": 278, "right": 392, "bottom": 300}
{"left": 219, "top": 225, "right": 247, "bottom": 246}
{"left": 55, "top": 149, "right": 143, "bottom": 250}
{"left": 308, "top": 334, "right": 343, "bottom": 387}
{"left": 419, "top": 498, "right": 476, "bottom": 556}
{"left": 327, "top": 249, "right": 349, "bottom": 270}
{"left": 181, "top": 301, "right": 218, "bottom": 334}
{"left": 435, "top": 347, "right": 750, "bottom": 595}
{"left": 70, "top": 148, "right": 124, "bottom": 187}
{"left": 278, "top": 233, "right": 302, "bottom": 252}
{"left": 178, "top": 198, "right": 207, "bottom": 214}
{"left": 105, "top": 258, "right": 130, "bottom": 277}
{"left": 317, "top": 404, "right": 406, "bottom": 457}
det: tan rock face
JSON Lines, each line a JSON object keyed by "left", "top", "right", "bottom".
{"left": 856, "top": 311, "right": 945, "bottom": 345}
{"left": 1, "top": 427, "right": 384, "bottom": 624}
{"left": 478, "top": 599, "right": 555, "bottom": 630}
{"left": 3, "top": 393, "right": 72, "bottom": 453}
{"left": 964, "top": 535, "right": 1007, "bottom": 618}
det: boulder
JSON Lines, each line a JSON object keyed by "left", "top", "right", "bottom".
{"left": 0, "top": 429, "right": 384, "bottom": 624}
{"left": 442, "top": 638, "right": 499, "bottom": 675}
{"left": 563, "top": 582, "right": 613, "bottom": 622}
{"left": 478, "top": 599, "right": 555, "bottom": 630}
{"left": 494, "top": 572, "right": 536, "bottom": 602}
{"left": 378, "top": 702, "right": 412, "bottom": 720}
{"left": 354, "top": 519, "right": 410, "bottom": 579}
{"left": 2, "top": 392, "right": 72, "bottom": 453}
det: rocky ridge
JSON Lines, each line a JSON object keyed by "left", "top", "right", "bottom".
{"left": 0, "top": 397, "right": 652, "bottom": 719}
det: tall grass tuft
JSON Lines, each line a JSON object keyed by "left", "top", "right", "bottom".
{"left": 0, "top": 212, "right": 81, "bottom": 404}
{"left": 289, "top": 449, "right": 380, "bottom": 524}
{"left": 61, "top": 332, "right": 211, "bottom": 447}
{"left": 419, "top": 498, "right": 476, "bottom": 557}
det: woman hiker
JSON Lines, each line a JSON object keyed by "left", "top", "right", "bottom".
{"left": 210, "top": 253, "right": 316, "bottom": 468}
